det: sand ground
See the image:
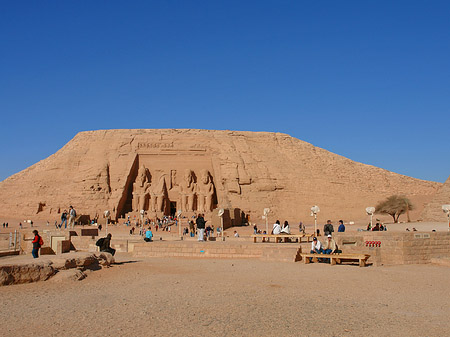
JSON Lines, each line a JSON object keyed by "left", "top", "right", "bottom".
{"left": 0, "top": 254, "right": 449, "bottom": 337}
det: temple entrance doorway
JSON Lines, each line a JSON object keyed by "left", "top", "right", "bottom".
{"left": 170, "top": 201, "right": 177, "bottom": 217}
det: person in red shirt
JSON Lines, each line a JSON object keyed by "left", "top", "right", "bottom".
{"left": 31, "top": 230, "right": 42, "bottom": 258}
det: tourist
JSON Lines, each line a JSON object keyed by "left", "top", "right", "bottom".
{"left": 323, "top": 235, "right": 337, "bottom": 254}
{"left": 372, "top": 223, "right": 380, "bottom": 231}
{"left": 367, "top": 223, "right": 372, "bottom": 231}
{"left": 196, "top": 214, "right": 206, "bottom": 242}
{"left": 19, "top": 222, "right": 22, "bottom": 229}
{"left": 380, "top": 224, "right": 385, "bottom": 231}
{"left": 144, "top": 227, "right": 153, "bottom": 242}
{"left": 60, "top": 209, "right": 68, "bottom": 228}
{"left": 99, "top": 233, "right": 116, "bottom": 256}
{"left": 253, "top": 224, "right": 258, "bottom": 234}
{"left": 234, "top": 231, "right": 239, "bottom": 238}
{"left": 281, "top": 221, "right": 291, "bottom": 234}
{"left": 216, "top": 226, "right": 221, "bottom": 237}
{"left": 189, "top": 220, "right": 195, "bottom": 237}
{"left": 338, "top": 220, "right": 345, "bottom": 232}
{"left": 309, "top": 237, "right": 323, "bottom": 262}
{"left": 298, "top": 222, "right": 305, "bottom": 234}
{"left": 68, "top": 206, "right": 77, "bottom": 229}
{"left": 206, "top": 224, "right": 212, "bottom": 237}
{"left": 323, "top": 220, "right": 334, "bottom": 236}
{"left": 211, "top": 225, "right": 214, "bottom": 236}
{"left": 272, "top": 220, "right": 282, "bottom": 235}
{"left": 31, "top": 230, "right": 43, "bottom": 258}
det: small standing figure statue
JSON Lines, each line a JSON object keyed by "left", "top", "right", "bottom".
{"left": 180, "top": 169, "right": 196, "bottom": 212}
{"left": 132, "top": 165, "right": 150, "bottom": 212}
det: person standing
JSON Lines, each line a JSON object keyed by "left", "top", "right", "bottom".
{"left": 338, "top": 220, "right": 345, "bottom": 232}
{"left": 323, "top": 220, "right": 334, "bottom": 236}
{"left": 68, "top": 206, "right": 77, "bottom": 229}
{"left": 31, "top": 230, "right": 43, "bottom": 258}
{"left": 60, "top": 210, "right": 68, "bottom": 228}
{"left": 196, "top": 214, "right": 206, "bottom": 242}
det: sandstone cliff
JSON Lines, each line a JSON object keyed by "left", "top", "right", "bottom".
{"left": 0, "top": 129, "right": 441, "bottom": 223}
{"left": 422, "top": 175, "right": 450, "bottom": 222}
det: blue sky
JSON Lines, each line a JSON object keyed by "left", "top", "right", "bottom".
{"left": 1, "top": 1, "right": 449, "bottom": 183}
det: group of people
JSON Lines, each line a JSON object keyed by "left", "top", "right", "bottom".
{"left": 267, "top": 219, "right": 346, "bottom": 236}
{"left": 272, "top": 220, "right": 292, "bottom": 235}
{"left": 58, "top": 206, "right": 77, "bottom": 229}
{"left": 367, "top": 222, "right": 387, "bottom": 231}
{"left": 309, "top": 234, "right": 341, "bottom": 262}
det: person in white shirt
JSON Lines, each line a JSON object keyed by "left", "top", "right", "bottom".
{"left": 309, "top": 237, "right": 323, "bottom": 262}
{"left": 272, "top": 220, "right": 282, "bottom": 235}
{"left": 280, "top": 221, "right": 291, "bottom": 234}
{"left": 234, "top": 231, "right": 239, "bottom": 238}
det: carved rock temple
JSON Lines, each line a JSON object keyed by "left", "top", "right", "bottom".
{"left": 0, "top": 129, "right": 441, "bottom": 224}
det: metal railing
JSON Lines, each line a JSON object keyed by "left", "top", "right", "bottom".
{"left": 0, "top": 230, "right": 21, "bottom": 252}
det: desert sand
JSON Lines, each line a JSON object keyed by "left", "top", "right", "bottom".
{"left": 0, "top": 253, "right": 449, "bottom": 337}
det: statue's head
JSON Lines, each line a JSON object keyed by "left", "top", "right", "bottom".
{"left": 184, "top": 169, "right": 193, "bottom": 183}
{"left": 200, "top": 169, "right": 210, "bottom": 184}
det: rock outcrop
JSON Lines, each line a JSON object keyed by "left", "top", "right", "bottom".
{"left": 0, "top": 129, "right": 441, "bottom": 223}
{"left": 0, "top": 252, "right": 113, "bottom": 286}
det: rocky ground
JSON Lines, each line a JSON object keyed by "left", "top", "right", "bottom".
{"left": 0, "top": 253, "right": 449, "bottom": 337}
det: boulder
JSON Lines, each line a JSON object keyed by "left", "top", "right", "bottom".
{"left": 49, "top": 269, "right": 87, "bottom": 283}
{"left": 97, "top": 252, "right": 115, "bottom": 266}
{"left": 0, "top": 262, "right": 55, "bottom": 286}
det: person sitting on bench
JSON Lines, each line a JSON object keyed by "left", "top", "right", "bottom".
{"left": 310, "top": 237, "right": 323, "bottom": 262}
{"left": 272, "top": 220, "right": 282, "bottom": 235}
{"left": 280, "top": 221, "right": 291, "bottom": 234}
{"left": 323, "top": 234, "right": 337, "bottom": 254}
{"left": 144, "top": 227, "right": 153, "bottom": 242}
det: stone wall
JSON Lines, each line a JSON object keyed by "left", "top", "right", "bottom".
{"left": 332, "top": 232, "right": 450, "bottom": 266}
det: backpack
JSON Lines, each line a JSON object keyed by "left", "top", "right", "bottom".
{"left": 72, "top": 209, "right": 77, "bottom": 217}
{"left": 38, "top": 236, "right": 44, "bottom": 247}
{"left": 96, "top": 238, "right": 105, "bottom": 247}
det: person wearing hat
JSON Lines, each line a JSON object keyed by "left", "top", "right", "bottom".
{"left": 309, "top": 237, "right": 323, "bottom": 262}
{"left": 323, "top": 234, "right": 337, "bottom": 254}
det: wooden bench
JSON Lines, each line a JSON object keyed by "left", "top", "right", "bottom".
{"left": 251, "top": 234, "right": 314, "bottom": 243}
{"left": 300, "top": 253, "right": 370, "bottom": 267}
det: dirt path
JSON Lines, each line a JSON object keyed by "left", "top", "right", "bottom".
{"left": 0, "top": 254, "right": 449, "bottom": 336}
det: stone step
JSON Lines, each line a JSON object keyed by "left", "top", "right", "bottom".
{"left": 132, "top": 242, "right": 301, "bottom": 262}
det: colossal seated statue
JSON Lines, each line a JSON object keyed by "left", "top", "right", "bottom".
{"left": 149, "top": 174, "right": 167, "bottom": 212}
{"left": 132, "top": 165, "right": 150, "bottom": 212}
{"left": 180, "top": 169, "right": 196, "bottom": 212}
{"left": 197, "top": 169, "right": 214, "bottom": 213}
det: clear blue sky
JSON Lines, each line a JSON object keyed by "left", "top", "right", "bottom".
{"left": 1, "top": 1, "right": 449, "bottom": 183}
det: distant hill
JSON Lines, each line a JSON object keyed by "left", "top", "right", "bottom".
{"left": 0, "top": 129, "right": 441, "bottom": 223}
